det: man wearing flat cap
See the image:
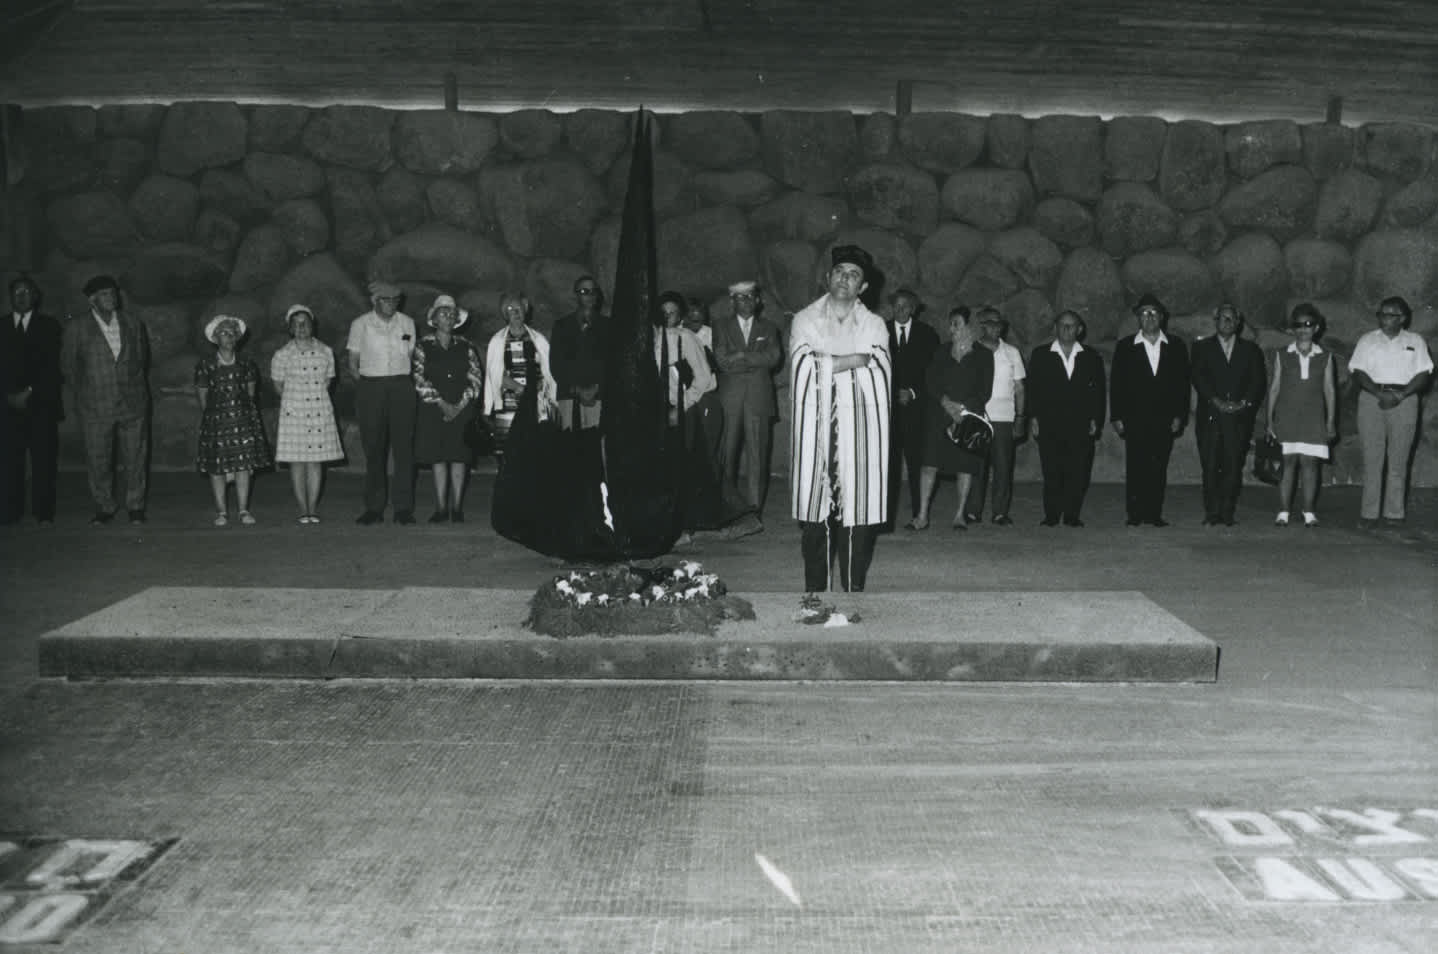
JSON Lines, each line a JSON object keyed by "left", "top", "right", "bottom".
{"left": 61, "top": 274, "right": 151, "bottom": 525}
{"left": 1109, "top": 292, "right": 1190, "bottom": 527}
{"left": 2, "top": 275, "right": 64, "bottom": 525}
{"left": 790, "top": 245, "right": 892, "bottom": 598}
{"left": 713, "top": 279, "right": 782, "bottom": 520}
{"left": 347, "top": 281, "right": 418, "bottom": 525}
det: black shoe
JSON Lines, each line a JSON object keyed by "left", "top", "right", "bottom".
{"left": 992, "top": 514, "right": 1013, "bottom": 526}
{"left": 1063, "top": 517, "right": 1085, "bottom": 528}
{"left": 394, "top": 510, "right": 416, "bottom": 525}
{"left": 1040, "top": 517, "right": 1060, "bottom": 527}
{"left": 450, "top": 509, "right": 464, "bottom": 523}
{"left": 1356, "top": 517, "right": 1378, "bottom": 530}
{"left": 90, "top": 511, "right": 116, "bottom": 526}
{"left": 127, "top": 509, "right": 146, "bottom": 525}
{"left": 428, "top": 510, "right": 449, "bottom": 524}
{"left": 1202, "top": 516, "right": 1220, "bottom": 526}
{"left": 1222, "top": 517, "right": 1237, "bottom": 527}
{"left": 1383, "top": 517, "right": 1406, "bottom": 528}
{"left": 1149, "top": 518, "right": 1169, "bottom": 528}
{"left": 1125, "top": 518, "right": 1141, "bottom": 527}
{"left": 356, "top": 510, "right": 384, "bottom": 525}
{"left": 963, "top": 512, "right": 980, "bottom": 525}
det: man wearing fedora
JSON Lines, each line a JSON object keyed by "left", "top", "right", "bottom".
{"left": 1190, "top": 302, "right": 1266, "bottom": 526}
{"left": 2, "top": 275, "right": 64, "bottom": 526}
{"left": 347, "top": 280, "right": 418, "bottom": 525}
{"left": 61, "top": 274, "right": 151, "bottom": 525}
{"left": 1109, "top": 293, "right": 1189, "bottom": 527}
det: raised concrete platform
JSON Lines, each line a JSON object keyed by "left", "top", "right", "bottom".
{"left": 37, "top": 587, "right": 1219, "bottom": 682}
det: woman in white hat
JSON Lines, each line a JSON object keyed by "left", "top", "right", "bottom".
{"left": 413, "top": 295, "right": 483, "bottom": 522}
{"left": 271, "top": 304, "right": 344, "bottom": 523}
{"left": 195, "top": 314, "right": 271, "bottom": 526}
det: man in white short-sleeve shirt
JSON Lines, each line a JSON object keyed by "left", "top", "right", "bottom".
{"left": 347, "top": 281, "right": 418, "bottom": 525}
{"left": 966, "top": 308, "right": 1026, "bottom": 526}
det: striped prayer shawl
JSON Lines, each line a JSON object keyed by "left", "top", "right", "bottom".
{"left": 789, "top": 297, "right": 892, "bottom": 526}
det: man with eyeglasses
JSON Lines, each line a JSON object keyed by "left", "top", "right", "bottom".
{"left": 1109, "top": 292, "right": 1190, "bottom": 527}
{"left": 714, "top": 279, "right": 782, "bottom": 520}
{"left": 347, "top": 280, "right": 418, "bottom": 525}
{"left": 1190, "top": 302, "right": 1266, "bottom": 526}
{"left": 1347, "top": 296, "right": 1433, "bottom": 528}
{"left": 549, "top": 275, "right": 606, "bottom": 432}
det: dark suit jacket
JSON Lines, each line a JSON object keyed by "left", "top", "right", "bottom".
{"left": 887, "top": 318, "right": 940, "bottom": 403}
{"left": 713, "top": 312, "right": 782, "bottom": 419}
{"left": 61, "top": 310, "right": 150, "bottom": 420}
{"left": 1027, "top": 342, "right": 1105, "bottom": 437}
{"left": 548, "top": 311, "right": 605, "bottom": 399}
{"left": 1110, "top": 333, "right": 1189, "bottom": 433}
{"left": 1190, "top": 334, "right": 1266, "bottom": 429}
{"left": 1, "top": 311, "right": 65, "bottom": 420}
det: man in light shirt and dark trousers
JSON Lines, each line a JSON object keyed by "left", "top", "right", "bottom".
{"left": 965, "top": 307, "right": 1026, "bottom": 526}
{"left": 348, "top": 281, "right": 418, "bottom": 525}
{"left": 1027, "top": 311, "right": 1105, "bottom": 527}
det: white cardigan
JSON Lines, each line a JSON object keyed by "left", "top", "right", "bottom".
{"left": 483, "top": 326, "right": 557, "bottom": 419}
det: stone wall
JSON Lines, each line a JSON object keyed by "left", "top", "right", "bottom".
{"left": 5, "top": 103, "right": 1437, "bottom": 486}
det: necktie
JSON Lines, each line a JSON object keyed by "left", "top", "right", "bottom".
{"left": 899, "top": 327, "right": 907, "bottom": 349}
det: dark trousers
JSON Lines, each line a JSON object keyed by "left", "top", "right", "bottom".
{"left": 1196, "top": 413, "right": 1251, "bottom": 521}
{"left": 355, "top": 375, "right": 416, "bottom": 514}
{"left": 1, "top": 409, "right": 59, "bottom": 522}
{"left": 800, "top": 519, "right": 878, "bottom": 592}
{"left": 1037, "top": 430, "right": 1095, "bottom": 523}
{"left": 888, "top": 402, "right": 925, "bottom": 523}
{"left": 1123, "top": 426, "right": 1174, "bottom": 523}
{"left": 722, "top": 411, "right": 772, "bottom": 516}
{"left": 967, "top": 420, "right": 1015, "bottom": 518}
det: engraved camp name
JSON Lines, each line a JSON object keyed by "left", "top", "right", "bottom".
{"left": 0, "top": 836, "right": 175, "bottom": 945}
{"left": 1191, "top": 808, "right": 1438, "bottom": 902}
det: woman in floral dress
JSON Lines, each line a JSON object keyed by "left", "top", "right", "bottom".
{"left": 271, "top": 304, "right": 344, "bottom": 523}
{"left": 195, "top": 315, "right": 271, "bottom": 526}
{"left": 413, "top": 295, "right": 483, "bottom": 522}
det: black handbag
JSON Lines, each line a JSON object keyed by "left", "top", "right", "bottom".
{"left": 464, "top": 412, "right": 495, "bottom": 456}
{"left": 1252, "top": 433, "right": 1283, "bottom": 484}
{"left": 945, "top": 410, "right": 994, "bottom": 456}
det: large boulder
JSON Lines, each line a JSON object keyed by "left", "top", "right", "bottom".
{"left": 199, "top": 169, "right": 272, "bottom": 227}
{"left": 1283, "top": 238, "right": 1352, "bottom": 300}
{"left": 193, "top": 208, "right": 242, "bottom": 257}
{"left": 152, "top": 350, "right": 203, "bottom": 394}
{"left": 395, "top": 110, "right": 500, "bottom": 175}
{"left": 1382, "top": 176, "right": 1438, "bottom": 228}
{"left": 130, "top": 302, "right": 193, "bottom": 364}
{"left": 375, "top": 168, "right": 429, "bottom": 235}
{"left": 155, "top": 101, "right": 247, "bottom": 177}
{"left": 522, "top": 259, "right": 591, "bottom": 335}
{"left": 955, "top": 255, "right": 1020, "bottom": 310}
{"left": 666, "top": 111, "right": 760, "bottom": 170}
{"left": 242, "top": 152, "right": 326, "bottom": 202}
{"left": 499, "top": 109, "right": 563, "bottom": 159}
{"left": 654, "top": 207, "right": 758, "bottom": 298}
{"left": 368, "top": 223, "right": 517, "bottom": 290}
{"left": 1301, "top": 123, "right": 1357, "bottom": 179}
{"left": 1225, "top": 120, "right": 1302, "bottom": 179}
{"left": 268, "top": 254, "right": 368, "bottom": 342}
{"left": 485, "top": 156, "right": 608, "bottom": 259}
{"left": 1096, "top": 182, "right": 1178, "bottom": 258}
{"left": 1351, "top": 229, "right": 1438, "bottom": 311}
{"left": 985, "top": 114, "right": 1029, "bottom": 169}
{"left": 917, "top": 223, "right": 988, "bottom": 303}
{"left": 998, "top": 288, "right": 1056, "bottom": 353}
{"left": 605, "top": 148, "right": 695, "bottom": 218}
{"left": 47, "top": 191, "right": 139, "bottom": 259}
{"left": 940, "top": 168, "right": 1034, "bottom": 231}
{"left": 1217, "top": 165, "right": 1317, "bottom": 241}
{"left": 1313, "top": 169, "right": 1383, "bottom": 241}
{"left": 301, "top": 106, "right": 395, "bottom": 172}
{"left": 1105, "top": 116, "right": 1166, "bottom": 182}
{"left": 1362, "top": 123, "right": 1434, "bottom": 182}
{"left": 1054, "top": 247, "right": 1127, "bottom": 341}
{"left": 859, "top": 113, "right": 897, "bottom": 161}
{"left": 1177, "top": 209, "right": 1228, "bottom": 258}
{"left": 1159, "top": 120, "right": 1226, "bottom": 212}
{"left": 247, "top": 105, "right": 311, "bottom": 152}
{"left": 123, "top": 243, "right": 229, "bottom": 303}
{"left": 847, "top": 162, "right": 939, "bottom": 236}
{"left": 761, "top": 111, "right": 859, "bottom": 193}
{"left": 1033, "top": 197, "right": 1095, "bottom": 249}
{"left": 1210, "top": 233, "right": 1289, "bottom": 328}
{"left": 272, "top": 199, "right": 330, "bottom": 256}
{"left": 759, "top": 239, "right": 820, "bottom": 315}
{"left": 328, "top": 168, "right": 392, "bottom": 274}
{"left": 150, "top": 392, "right": 204, "bottom": 471}
{"left": 749, "top": 192, "right": 849, "bottom": 243}
{"left": 98, "top": 104, "right": 165, "bottom": 142}
{"left": 564, "top": 109, "right": 630, "bottom": 176}
{"left": 1120, "top": 248, "right": 1217, "bottom": 316}
{"left": 692, "top": 169, "right": 783, "bottom": 208}
{"left": 1028, "top": 115, "right": 1104, "bottom": 202}
{"left": 128, "top": 175, "right": 200, "bottom": 243}
{"left": 426, "top": 178, "right": 485, "bottom": 233}
{"left": 22, "top": 106, "right": 96, "bottom": 194}
{"left": 897, "top": 113, "right": 986, "bottom": 175}
{"left": 95, "top": 138, "right": 151, "bottom": 194}
{"left": 988, "top": 227, "right": 1063, "bottom": 290}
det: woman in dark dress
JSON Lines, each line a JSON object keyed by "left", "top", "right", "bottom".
{"left": 195, "top": 315, "right": 271, "bottom": 526}
{"left": 910, "top": 306, "right": 994, "bottom": 530}
{"left": 412, "top": 295, "right": 482, "bottom": 523}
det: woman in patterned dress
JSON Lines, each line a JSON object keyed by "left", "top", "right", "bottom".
{"left": 483, "top": 293, "right": 555, "bottom": 464}
{"left": 195, "top": 315, "right": 271, "bottom": 526}
{"left": 1266, "top": 302, "right": 1338, "bottom": 527}
{"left": 271, "top": 304, "right": 344, "bottom": 524}
{"left": 413, "top": 295, "right": 483, "bottom": 522}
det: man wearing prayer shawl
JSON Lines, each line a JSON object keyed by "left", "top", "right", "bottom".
{"left": 789, "top": 245, "right": 892, "bottom": 595}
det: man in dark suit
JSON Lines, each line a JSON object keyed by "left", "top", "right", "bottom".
{"left": 1190, "top": 302, "right": 1266, "bottom": 526}
{"left": 61, "top": 274, "right": 151, "bottom": 525}
{"left": 1028, "top": 310, "right": 1105, "bottom": 527}
{"left": 885, "top": 288, "right": 939, "bottom": 528}
{"left": 713, "top": 279, "right": 782, "bottom": 520}
{"left": 1, "top": 275, "right": 64, "bottom": 525}
{"left": 1109, "top": 293, "right": 1189, "bottom": 527}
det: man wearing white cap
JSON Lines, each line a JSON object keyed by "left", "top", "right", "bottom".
{"left": 713, "top": 279, "right": 782, "bottom": 519}
{"left": 347, "top": 281, "right": 418, "bottom": 525}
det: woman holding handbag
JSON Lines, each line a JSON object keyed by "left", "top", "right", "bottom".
{"left": 1266, "top": 303, "right": 1337, "bottom": 527}
{"left": 909, "top": 306, "right": 994, "bottom": 531}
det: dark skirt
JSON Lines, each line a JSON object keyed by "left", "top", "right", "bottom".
{"left": 414, "top": 401, "right": 475, "bottom": 464}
